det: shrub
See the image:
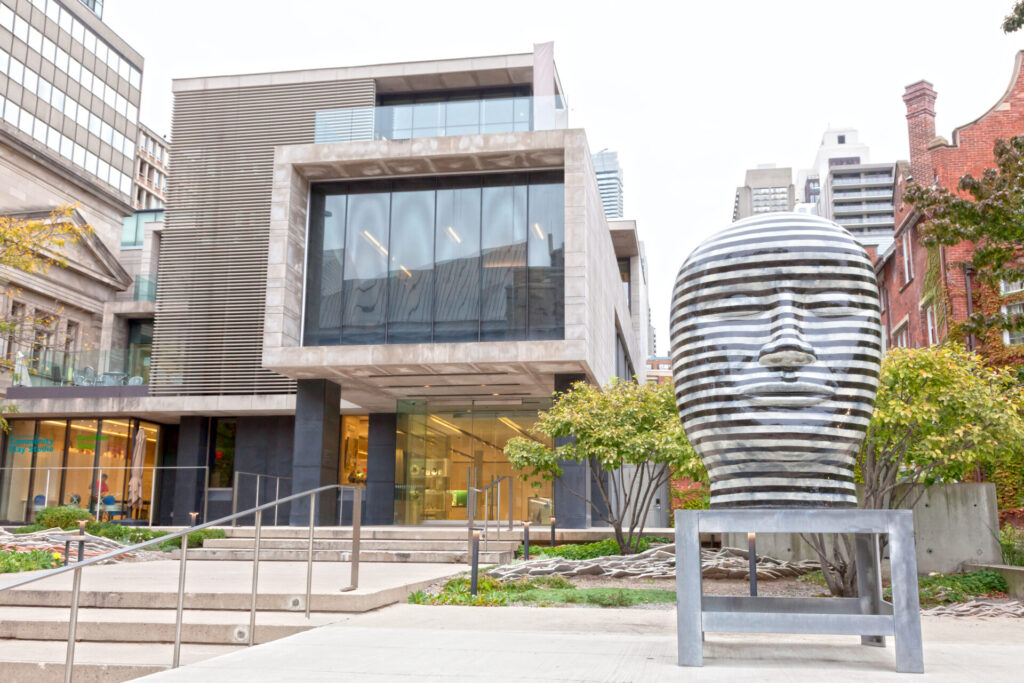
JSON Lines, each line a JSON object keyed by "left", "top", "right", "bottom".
{"left": 883, "top": 570, "right": 1009, "bottom": 606}
{"left": 12, "top": 524, "right": 45, "bottom": 534}
{"left": 1000, "top": 526, "right": 1024, "bottom": 567}
{"left": 34, "top": 506, "right": 94, "bottom": 529}
{"left": 0, "top": 549, "right": 63, "bottom": 573}
{"left": 520, "top": 537, "right": 666, "bottom": 561}
{"left": 156, "top": 528, "right": 226, "bottom": 551}
{"left": 84, "top": 522, "right": 168, "bottom": 546}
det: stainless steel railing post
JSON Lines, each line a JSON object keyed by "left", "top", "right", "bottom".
{"left": 496, "top": 479, "right": 502, "bottom": 542}
{"left": 507, "top": 477, "right": 513, "bottom": 531}
{"left": 305, "top": 491, "right": 315, "bottom": 619}
{"left": 274, "top": 478, "right": 281, "bottom": 526}
{"left": 248, "top": 508, "right": 262, "bottom": 646}
{"left": 483, "top": 487, "right": 490, "bottom": 552}
{"left": 172, "top": 530, "right": 189, "bottom": 667}
{"left": 231, "top": 471, "right": 239, "bottom": 527}
{"left": 64, "top": 566, "right": 82, "bottom": 683}
{"left": 348, "top": 487, "right": 361, "bottom": 590}
{"left": 148, "top": 465, "right": 158, "bottom": 527}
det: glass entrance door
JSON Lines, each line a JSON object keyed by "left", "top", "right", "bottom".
{"left": 394, "top": 401, "right": 553, "bottom": 524}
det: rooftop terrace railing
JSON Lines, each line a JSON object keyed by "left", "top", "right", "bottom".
{"left": 5, "top": 341, "right": 149, "bottom": 387}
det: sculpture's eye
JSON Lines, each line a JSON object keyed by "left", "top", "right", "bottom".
{"left": 804, "top": 291, "right": 862, "bottom": 318}
{"left": 702, "top": 294, "right": 771, "bottom": 320}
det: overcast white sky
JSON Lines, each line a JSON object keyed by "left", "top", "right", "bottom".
{"left": 103, "top": 0, "right": 1023, "bottom": 354}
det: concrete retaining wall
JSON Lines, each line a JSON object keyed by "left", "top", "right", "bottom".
{"left": 724, "top": 483, "right": 1002, "bottom": 573}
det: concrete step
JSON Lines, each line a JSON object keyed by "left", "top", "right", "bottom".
{"left": 0, "top": 606, "right": 340, "bottom": 645}
{"left": 0, "top": 638, "right": 240, "bottom": 683}
{"left": 221, "top": 525, "right": 524, "bottom": 541}
{"left": 202, "top": 537, "right": 519, "bottom": 552}
{"left": 181, "top": 547, "right": 514, "bottom": 564}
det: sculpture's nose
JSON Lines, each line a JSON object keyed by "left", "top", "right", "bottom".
{"left": 758, "top": 299, "right": 816, "bottom": 368}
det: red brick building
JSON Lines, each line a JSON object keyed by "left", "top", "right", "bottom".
{"left": 877, "top": 51, "right": 1024, "bottom": 360}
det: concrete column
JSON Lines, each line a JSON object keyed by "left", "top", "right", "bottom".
{"left": 553, "top": 373, "right": 591, "bottom": 529}
{"left": 290, "top": 379, "right": 341, "bottom": 526}
{"left": 172, "top": 416, "right": 208, "bottom": 525}
{"left": 365, "top": 413, "right": 397, "bottom": 525}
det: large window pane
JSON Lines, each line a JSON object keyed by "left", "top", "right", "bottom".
{"left": 434, "top": 178, "right": 481, "bottom": 342}
{"left": 481, "top": 176, "right": 528, "bottom": 341}
{"left": 98, "top": 419, "right": 130, "bottom": 520}
{"left": 412, "top": 102, "right": 444, "bottom": 138}
{"left": 1, "top": 420, "right": 36, "bottom": 521}
{"left": 388, "top": 182, "right": 435, "bottom": 343}
{"left": 66, "top": 419, "right": 98, "bottom": 512}
{"left": 527, "top": 178, "right": 565, "bottom": 339}
{"left": 304, "top": 192, "right": 346, "bottom": 345}
{"left": 341, "top": 185, "right": 390, "bottom": 344}
{"left": 31, "top": 420, "right": 67, "bottom": 515}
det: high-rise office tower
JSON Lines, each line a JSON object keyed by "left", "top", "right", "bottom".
{"left": 592, "top": 149, "right": 623, "bottom": 219}
{"left": 732, "top": 165, "right": 795, "bottom": 220}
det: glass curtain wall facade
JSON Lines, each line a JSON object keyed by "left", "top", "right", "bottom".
{"left": 0, "top": 418, "right": 160, "bottom": 523}
{"left": 394, "top": 400, "right": 553, "bottom": 525}
{"left": 375, "top": 87, "right": 533, "bottom": 140}
{"left": 304, "top": 172, "right": 565, "bottom": 346}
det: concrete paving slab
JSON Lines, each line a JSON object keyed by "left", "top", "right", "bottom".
{"left": 140, "top": 604, "right": 1024, "bottom": 682}
{"left": 0, "top": 560, "right": 466, "bottom": 612}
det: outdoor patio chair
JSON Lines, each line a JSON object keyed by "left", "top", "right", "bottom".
{"left": 127, "top": 375, "right": 144, "bottom": 385}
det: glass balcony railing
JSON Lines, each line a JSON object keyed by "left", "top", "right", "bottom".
{"left": 833, "top": 188, "right": 892, "bottom": 200}
{"left": 5, "top": 341, "right": 151, "bottom": 388}
{"left": 832, "top": 175, "right": 895, "bottom": 186}
{"left": 134, "top": 275, "right": 157, "bottom": 302}
{"left": 314, "top": 95, "right": 567, "bottom": 145}
{"left": 838, "top": 216, "right": 895, "bottom": 227}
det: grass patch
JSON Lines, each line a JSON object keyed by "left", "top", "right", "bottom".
{"left": 519, "top": 536, "right": 671, "bottom": 560}
{"left": 408, "top": 573, "right": 674, "bottom": 608}
{"left": 9, "top": 519, "right": 226, "bottom": 551}
{"left": 0, "top": 549, "right": 63, "bottom": 573}
{"left": 905, "top": 570, "right": 1008, "bottom": 607}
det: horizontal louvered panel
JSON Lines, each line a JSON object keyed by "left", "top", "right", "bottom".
{"left": 152, "top": 78, "right": 375, "bottom": 395}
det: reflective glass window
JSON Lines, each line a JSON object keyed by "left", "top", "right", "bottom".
{"left": 434, "top": 177, "right": 481, "bottom": 342}
{"left": 341, "top": 183, "right": 390, "bottom": 344}
{"left": 527, "top": 178, "right": 565, "bottom": 339}
{"left": 303, "top": 193, "right": 346, "bottom": 345}
{"left": 1, "top": 420, "right": 36, "bottom": 521}
{"left": 481, "top": 175, "right": 528, "bottom": 340}
{"left": 387, "top": 180, "right": 435, "bottom": 343}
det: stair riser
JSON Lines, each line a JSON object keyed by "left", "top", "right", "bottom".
{"left": 0, "top": 621, "right": 308, "bottom": 645}
{"left": 222, "top": 529, "right": 519, "bottom": 541}
{"left": 182, "top": 549, "right": 512, "bottom": 564}
{"left": 3, "top": 662, "right": 163, "bottom": 683}
{"left": 0, "top": 590, "right": 399, "bottom": 612}
{"left": 202, "top": 539, "right": 519, "bottom": 551}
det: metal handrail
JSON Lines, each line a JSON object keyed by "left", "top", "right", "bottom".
{"left": 229, "top": 470, "right": 293, "bottom": 526}
{"left": 466, "top": 473, "right": 514, "bottom": 553}
{"left": 0, "top": 482, "right": 361, "bottom": 683}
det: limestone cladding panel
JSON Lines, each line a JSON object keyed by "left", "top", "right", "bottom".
{"left": 264, "top": 129, "right": 641, "bottom": 385}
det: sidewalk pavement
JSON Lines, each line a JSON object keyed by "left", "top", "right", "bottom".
{"left": 141, "top": 604, "right": 1024, "bottom": 682}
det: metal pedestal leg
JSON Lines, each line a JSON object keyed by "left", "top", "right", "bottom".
{"left": 675, "top": 510, "right": 703, "bottom": 666}
{"left": 889, "top": 514, "right": 924, "bottom": 673}
{"left": 855, "top": 533, "right": 885, "bottom": 647}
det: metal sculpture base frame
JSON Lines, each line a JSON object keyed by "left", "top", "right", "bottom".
{"left": 675, "top": 509, "right": 924, "bottom": 674}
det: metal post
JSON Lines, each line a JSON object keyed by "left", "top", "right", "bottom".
{"left": 148, "top": 465, "right": 158, "bottom": 527}
{"left": 855, "top": 533, "right": 885, "bottom": 647}
{"left": 305, "top": 491, "right": 315, "bottom": 619}
{"left": 63, "top": 539, "right": 70, "bottom": 567}
{"left": 274, "top": 477, "right": 281, "bottom": 526}
{"left": 470, "top": 529, "right": 481, "bottom": 595}
{"left": 254, "top": 476, "right": 260, "bottom": 518}
{"left": 466, "top": 479, "right": 475, "bottom": 559}
{"left": 675, "top": 510, "right": 703, "bottom": 667}
{"left": 231, "top": 471, "right": 240, "bottom": 527}
{"left": 44, "top": 469, "right": 51, "bottom": 510}
{"left": 349, "top": 487, "right": 361, "bottom": 590}
{"left": 96, "top": 468, "right": 103, "bottom": 520}
{"left": 495, "top": 479, "right": 502, "bottom": 542}
{"left": 248, "top": 508, "right": 262, "bottom": 647}
{"left": 483, "top": 488, "right": 490, "bottom": 552}
{"left": 523, "top": 521, "right": 530, "bottom": 560}
{"left": 550, "top": 517, "right": 557, "bottom": 549}
{"left": 172, "top": 528, "right": 189, "bottom": 668}
{"left": 747, "top": 532, "right": 757, "bottom": 597}
{"left": 202, "top": 467, "right": 209, "bottom": 523}
{"left": 64, "top": 566, "right": 83, "bottom": 683}
{"left": 507, "top": 477, "right": 513, "bottom": 531}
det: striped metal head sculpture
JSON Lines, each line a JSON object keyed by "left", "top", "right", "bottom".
{"left": 670, "top": 213, "right": 882, "bottom": 508}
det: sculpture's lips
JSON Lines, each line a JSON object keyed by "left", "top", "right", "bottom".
{"left": 741, "top": 381, "right": 836, "bottom": 406}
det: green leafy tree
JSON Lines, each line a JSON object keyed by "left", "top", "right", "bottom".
{"left": 1004, "top": 2, "right": 1024, "bottom": 32}
{"left": 505, "top": 379, "right": 703, "bottom": 554}
{"left": 905, "top": 137, "right": 1024, "bottom": 339}
{"left": 808, "top": 344, "right": 1024, "bottom": 596}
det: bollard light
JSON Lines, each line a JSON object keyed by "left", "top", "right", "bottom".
{"left": 189, "top": 511, "right": 199, "bottom": 527}
{"left": 470, "top": 529, "right": 481, "bottom": 595}
{"left": 78, "top": 520, "right": 87, "bottom": 534}
{"left": 523, "top": 521, "right": 531, "bottom": 560}
{"left": 550, "top": 517, "right": 556, "bottom": 549}
{"left": 748, "top": 532, "right": 758, "bottom": 597}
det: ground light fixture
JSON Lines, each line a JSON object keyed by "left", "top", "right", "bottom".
{"left": 523, "top": 521, "right": 531, "bottom": 560}
{"left": 550, "top": 517, "right": 556, "bottom": 548}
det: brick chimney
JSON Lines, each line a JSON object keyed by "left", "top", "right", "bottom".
{"left": 903, "top": 80, "right": 937, "bottom": 186}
